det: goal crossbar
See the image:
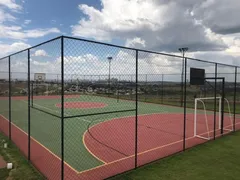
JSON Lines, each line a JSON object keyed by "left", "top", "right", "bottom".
{"left": 194, "top": 96, "right": 233, "bottom": 140}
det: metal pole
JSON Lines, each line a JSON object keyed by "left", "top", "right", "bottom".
{"left": 117, "top": 75, "right": 120, "bottom": 103}
{"left": 161, "top": 74, "right": 164, "bottom": 103}
{"left": 145, "top": 74, "right": 147, "bottom": 102}
{"left": 31, "top": 82, "right": 33, "bottom": 107}
{"left": 181, "top": 52, "right": 184, "bottom": 107}
{"left": 61, "top": 36, "right": 64, "bottom": 180}
{"left": 131, "top": 75, "right": 133, "bottom": 100}
{"left": 221, "top": 78, "right": 225, "bottom": 135}
{"left": 213, "top": 64, "right": 217, "bottom": 140}
{"left": 183, "top": 58, "right": 187, "bottom": 150}
{"left": 233, "top": 67, "right": 237, "bottom": 131}
{"left": 108, "top": 57, "right": 112, "bottom": 97}
{"left": 179, "top": 47, "right": 188, "bottom": 107}
{"left": 8, "top": 56, "right": 11, "bottom": 140}
{"left": 135, "top": 50, "right": 138, "bottom": 168}
{"left": 204, "top": 81, "right": 206, "bottom": 97}
{"left": 28, "top": 49, "right": 31, "bottom": 161}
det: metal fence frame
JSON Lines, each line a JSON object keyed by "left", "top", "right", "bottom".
{"left": 0, "top": 35, "right": 239, "bottom": 180}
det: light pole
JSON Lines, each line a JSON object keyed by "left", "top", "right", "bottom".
{"left": 179, "top": 47, "right": 188, "bottom": 107}
{"left": 107, "top": 56, "right": 112, "bottom": 96}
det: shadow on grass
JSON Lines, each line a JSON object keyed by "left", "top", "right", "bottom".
{"left": 0, "top": 132, "right": 44, "bottom": 180}
{"left": 109, "top": 131, "right": 240, "bottom": 180}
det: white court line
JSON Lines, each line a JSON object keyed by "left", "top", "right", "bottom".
{"left": 21, "top": 98, "right": 171, "bottom": 124}
{"left": 21, "top": 100, "right": 91, "bottom": 123}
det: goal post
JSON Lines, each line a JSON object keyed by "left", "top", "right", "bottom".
{"left": 194, "top": 96, "right": 233, "bottom": 140}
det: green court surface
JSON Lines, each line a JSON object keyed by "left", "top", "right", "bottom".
{"left": 0, "top": 95, "right": 194, "bottom": 172}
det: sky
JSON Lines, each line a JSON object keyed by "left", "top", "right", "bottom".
{"left": 0, "top": 0, "right": 240, "bottom": 81}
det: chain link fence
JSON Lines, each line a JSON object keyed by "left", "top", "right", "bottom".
{"left": 0, "top": 36, "right": 239, "bottom": 180}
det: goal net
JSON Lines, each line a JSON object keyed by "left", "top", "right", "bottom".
{"left": 194, "top": 97, "right": 233, "bottom": 140}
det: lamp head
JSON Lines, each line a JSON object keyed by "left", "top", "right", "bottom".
{"left": 179, "top": 47, "right": 188, "bottom": 52}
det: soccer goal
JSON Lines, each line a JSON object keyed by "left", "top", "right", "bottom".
{"left": 194, "top": 96, "right": 233, "bottom": 140}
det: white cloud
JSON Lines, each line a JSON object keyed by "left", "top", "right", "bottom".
{"left": 0, "top": 42, "right": 30, "bottom": 57}
{"left": 23, "top": 28, "right": 60, "bottom": 38}
{"left": 69, "top": 0, "right": 240, "bottom": 70}
{"left": 0, "top": 0, "right": 60, "bottom": 41}
{"left": 1, "top": 0, "right": 240, "bottom": 82}
{"left": 0, "top": 9, "right": 15, "bottom": 23}
{"left": 0, "top": 0, "right": 22, "bottom": 11}
{"left": 72, "top": 0, "right": 226, "bottom": 52}
{"left": 0, "top": 26, "right": 60, "bottom": 40}
{"left": 24, "top": 19, "right": 31, "bottom": 25}
{"left": 33, "top": 50, "right": 48, "bottom": 57}
{"left": 125, "top": 37, "right": 146, "bottom": 48}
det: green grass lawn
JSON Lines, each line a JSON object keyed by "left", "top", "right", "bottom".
{"left": 109, "top": 131, "right": 240, "bottom": 180}
{"left": 0, "top": 132, "right": 44, "bottom": 180}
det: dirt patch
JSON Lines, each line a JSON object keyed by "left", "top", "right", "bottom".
{"left": 0, "top": 155, "right": 6, "bottom": 168}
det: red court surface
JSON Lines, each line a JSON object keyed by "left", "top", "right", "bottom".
{"left": 84, "top": 113, "right": 239, "bottom": 166}
{"left": 0, "top": 113, "right": 240, "bottom": 180}
{"left": 55, "top": 102, "right": 107, "bottom": 109}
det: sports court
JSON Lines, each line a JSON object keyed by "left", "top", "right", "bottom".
{"left": 0, "top": 93, "right": 239, "bottom": 180}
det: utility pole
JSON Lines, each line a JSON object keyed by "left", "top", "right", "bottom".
{"left": 179, "top": 47, "right": 188, "bottom": 107}
{"left": 107, "top": 56, "right": 112, "bottom": 96}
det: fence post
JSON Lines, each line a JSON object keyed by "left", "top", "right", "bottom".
{"left": 135, "top": 50, "right": 138, "bottom": 168}
{"left": 117, "top": 75, "right": 120, "bottom": 102}
{"left": 221, "top": 78, "right": 225, "bottom": 135}
{"left": 181, "top": 57, "right": 184, "bottom": 107}
{"left": 28, "top": 49, "right": 31, "bottom": 161}
{"left": 145, "top": 74, "right": 147, "bottom": 102}
{"left": 183, "top": 58, "right": 187, "bottom": 150}
{"left": 233, "top": 67, "right": 237, "bottom": 131}
{"left": 8, "top": 56, "right": 11, "bottom": 140}
{"left": 31, "top": 82, "right": 33, "bottom": 107}
{"left": 131, "top": 75, "right": 133, "bottom": 100}
{"left": 161, "top": 74, "right": 164, "bottom": 103}
{"left": 213, "top": 63, "right": 217, "bottom": 140}
{"left": 61, "top": 36, "right": 64, "bottom": 180}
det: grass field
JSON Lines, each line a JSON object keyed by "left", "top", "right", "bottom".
{"left": 0, "top": 132, "right": 44, "bottom": 180}
{"left": 109, "top": 130, "right": 240, "bottom": 180}
{"left": 0, "top": 94, "right": 239, "bottom": 179}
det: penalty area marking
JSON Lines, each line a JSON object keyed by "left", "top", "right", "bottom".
{"left": 79, "top": 114, "right": 240, "bottom": 175}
